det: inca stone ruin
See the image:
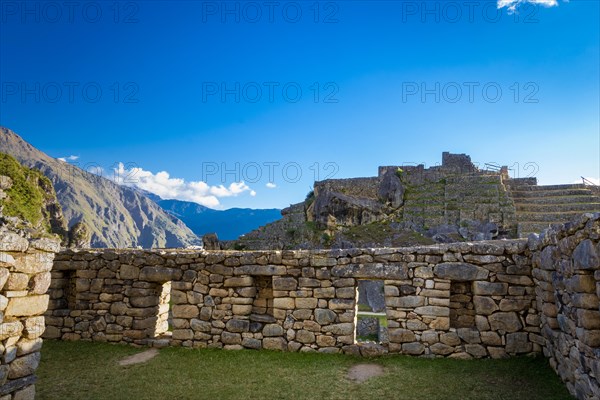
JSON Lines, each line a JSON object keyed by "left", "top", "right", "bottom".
{"left": 1, "top": 154, "right": 600, "bottom": 399}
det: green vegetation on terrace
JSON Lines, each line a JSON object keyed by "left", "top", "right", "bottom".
{"left": 37, "top": 340, "right": 571, "bottom": 400}
{"left": 0, "top": 152, "right": 52, "bottom": 232}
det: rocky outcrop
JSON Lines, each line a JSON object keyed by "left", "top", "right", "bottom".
{"left": 67, "top": 221, "right": 91, "bottom": 248}
{"left": 0, "top": 153, "right": 68, "bottom": 244}
{"left": 232, "top": 152, "right": 517, "bottom": 250}
{"left": 377, "top": 168, "right": 404, "bottom": 209}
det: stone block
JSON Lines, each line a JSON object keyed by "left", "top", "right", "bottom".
{"left": 572, "top": 239, "right": 600, "bottom": 270}
{"left": 576, "top": 309, "right": 600, "bottom": 329}
{"left": 402, "top": 342, "right": 424, "bottom": 355}
{"left": 190, "top": 319, "right": 211, "bottom": 332}
{"left": 0, "top": 232, "right": 28, "bottom": 252}
{"left": 139, "top": 267, "right": 182, "bottom": 282}
{"left": 481, "top": 331, "right": 501, "bottom": 346}
{"left": 273, "top": 298, "right": 295, "bottom": 309}
{"left": 232, "top": 305, "right": 252, "bottom": 315}
{"left": 335, "top": 287, "right": 356, "bottom": 299}
{"left": 488, "top": 312, "right": 522, "bottom": 333}
{"left": 16, "top": 338, "right": 42, "bottom": 356}
{"left": 571, "top": 294, "right": 600, "bottom": 310}
{"left": 473, "top": 281, "right": 508, "bottom": 296}
{"left": 8, "top": 352, "right": 40, "bottom": 379}
{"left": 0, "top": 268, "right": 8, "bottom": 291}
{"left": 242, "top": 337, "right": 261, "bottom": 349}
{"left": 221, "top": 332, "right": 242, "bottom": 345}
{"left": 129, "top": 296, "right": 159, "bottom": 308}
{"left": 434, "top": 262, "right": 488, "bottom": 281}
{"left": 272, "top": 277, "right": 297, "bottom": 291}
{"left": 223, "top": 277, "right": 254, "bottom": 287}
{"left": 506, "top": 332, "right": 532, "bottom": 354}
{"left": 5, "top": 295, "right": 49, "bottom": 317}
{"left": 172, "top": 329, "right": 193, "bottom": 340}
{"left": 313, "top": 287, "right": 335, "bottom": 298}
{"left": 225, "top": 319, "right": 249, "bottom": 333}
{"left": 322, "top": 323, "right": 354, "bottom": 335}
{"left": 386, "top": 296, "right": 424, "bottom": 308}
{"left": 473, "top": 296, "right": 498, "bottom": 315}
{"left": 567, "top": 275, "right": 596, "bottom": 293}
{"left": 263, "top": 324, "right": 284, "bottom": 337}
{"left": 6, "top": 273, "right": 29, "bottom": 291}
{"left": 120, "top": 265, "right": 140, "bottom": 280}
{"left": 24, "top": 317, "right": 45, "bottom": 339}
{"left": 499, "top": 299, "right": 531, "bottom": 312}
{"left": 295, "top": 298, "right": 318, "bottom": 309}
{"left": 465, "top": 344, "right": 487, "bottom": 358}
{"left": 296, "top": 330, "right": 315, "bottom": 344}
{"left": 0, "top": 321, "right": 23, "bottom": 340}
{"left": 414, "top": 306, "right": 449, "bottom": 317}
{"left": 389, "top": 328, "right": 416, "bottom": 343}
{"left": 328, "top": 299, "right": 354, "bottom": 310}
{"left": 332, "top": 263, "right": 408, "bottom": 280}
{"left": 263, "top": 337, "right": 287, "bottom": 351}
{"left": 172, "top": 305, "right": 199, "bottom": 319}
{"left": 314, "top": 309, "right": 336, "bottom": 325}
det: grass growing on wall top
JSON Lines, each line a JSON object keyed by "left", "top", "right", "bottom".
{"left": 0, "top": 152, "right": 51, "bottom": 231}
{"left": 37, "top": 340, "right": 571, "bottom": 400}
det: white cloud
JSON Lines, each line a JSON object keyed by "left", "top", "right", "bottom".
{"left": 266, "top": 182, "right": 277, "bottom": 189}
{"left": 57, "top": 155, "right": 79, "bottom": 162}
{"left": 113, "top": 162, "right": 254, "bottom": 208}
{"left": 88, "top": 166, "right": 104, "bottom": 176}
{"left": 498, "top": 0, "right": 559, "bottom": 13}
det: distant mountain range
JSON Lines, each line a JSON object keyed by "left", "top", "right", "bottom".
{"left": 140, "top": 191, "right": 282, "bottom": 241}
{"left": 0, "top": 127, "right": 200, "bottom": 248}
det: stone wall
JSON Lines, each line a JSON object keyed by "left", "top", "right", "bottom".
{"left": 45, "top": 240, "right": 540, "bottom": 358}
{"left": 0, "top": 233, "right": 59, "bottom": 400}
{"left": 531, "top": 213, "right": 600, "bottom": 399}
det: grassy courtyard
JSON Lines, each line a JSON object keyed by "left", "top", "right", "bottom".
{"left": 37, "top": 340, "right": 571, "bottom": 400}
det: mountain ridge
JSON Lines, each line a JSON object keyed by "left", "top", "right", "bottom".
{"left": 0, "top": 127, "right": 201, "bottom": 248}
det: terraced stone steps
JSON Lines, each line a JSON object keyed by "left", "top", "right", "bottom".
{"left": 515, "top": 203, "right": 600, "bottom": 213}
{"left": 512, "top": 184, "right": 600, "bottom": 237}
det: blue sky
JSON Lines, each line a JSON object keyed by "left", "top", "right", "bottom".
{"left": 1, "top": 0, "right": 598, "bottom": 209}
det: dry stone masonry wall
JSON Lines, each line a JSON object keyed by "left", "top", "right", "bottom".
{"left": 531, "top": 213, "right": 600, "bottom": 399}
{"left": 45, "top": 240, "right": 540, "bottom": 360}
{"left": 0, "top": 233, "right": 59, "bottom": 400}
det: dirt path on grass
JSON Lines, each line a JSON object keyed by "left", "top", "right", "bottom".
{"left": 118, "top": 349, "right": 159, "bottom": 366}
{"left": 346, "top": 364, "right": 385, "bottom": 383}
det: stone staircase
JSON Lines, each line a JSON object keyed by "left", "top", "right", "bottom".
{"left": 511, "top": 184, "right": 600, "bottom": 237}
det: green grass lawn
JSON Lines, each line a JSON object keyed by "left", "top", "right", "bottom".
{"left": 37, "top": 340, "right": 572, "bottom": 400}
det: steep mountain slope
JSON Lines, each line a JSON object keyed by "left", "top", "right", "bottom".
{"left": 0, "top": 127, "right": 200, "bottom": 248}
{"left": 156, "top": 198, "right": 281, "bottom": 240}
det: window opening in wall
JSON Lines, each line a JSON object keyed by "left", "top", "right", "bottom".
{"left": 154, "top": 281, "right": 172, "bottom": 338}
{"left": 449, "top": 281, "right": 476, "bottom": 328}
{"left": 252, "top": 276, "right": 274, "bottom": 318}
{"left": 64, "top": 270, "right": 77, "bottom": 310}
{"left": 355, "top": 280, "right": 388, "bottom": 344}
